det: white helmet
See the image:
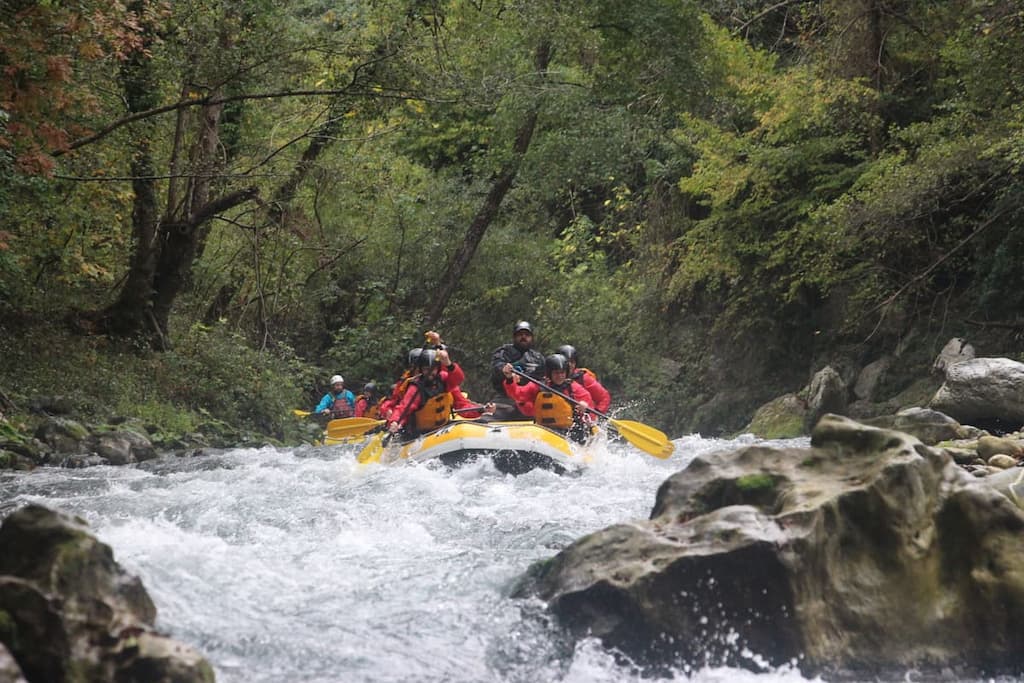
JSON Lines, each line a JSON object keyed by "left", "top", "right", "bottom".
{"left": 329, "top": 375, "right": 344, "bottom": 385}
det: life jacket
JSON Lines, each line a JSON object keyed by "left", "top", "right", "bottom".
{"left": 413, "top": 388, "right": 454, "bottom": 432}
{"left": 570, "top": 368, "right": 599, "bottom": 383}
{"left": 330, "top": 394, "right": 353, "bottom": 418}
{"left": 533, "top": 383, "right": 576, "bottom": 430}
{"left": 357, "top": 395, "right": 380, "bottom": 419}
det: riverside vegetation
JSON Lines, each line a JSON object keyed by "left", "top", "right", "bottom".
{"left": 1, "top": 2, "right": 1023, "bottom": 450}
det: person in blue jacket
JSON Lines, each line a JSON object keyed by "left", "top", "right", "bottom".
{"left": 315, "top": 374, "right": 356, "bottom": 418}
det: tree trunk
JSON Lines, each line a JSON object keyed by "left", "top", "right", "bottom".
{"left": 81, "top": 12, "right": 259, "bottom": 348}
{"left": 85, "top": 2, "right": 162, "bottom": 339}
{"left": 423, "top": 40, "right": 552, "bottom": 327}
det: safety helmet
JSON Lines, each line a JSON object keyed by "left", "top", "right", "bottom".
{"left": 556, "top": 345, "right": 578, "bottom": 363}
{"left": 363, "top": 382, "right": 377, "bottom": 395}
{"left": 513, "top": 320, "right": 534, "bottom": 335}
{"left": 416, "top": 349, "right": 439, "bottom": 368}
{"left": 407, "top": 348, "right": 423, "bottom": 366}
{"left": 329, "top": 375, "right": 344, "bottom": 385}
{"left": 545, "top": 353, "right": 569, "bottom": 373}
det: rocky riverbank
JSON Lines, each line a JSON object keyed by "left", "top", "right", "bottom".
{"left": 743, "top": 338, "right": 1024, "bottom": 475}
{"left": 0, "top": 399, "right": 320, "bottom": 471}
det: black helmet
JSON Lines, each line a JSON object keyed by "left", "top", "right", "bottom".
{"left": 416, "top": 349, "right": 438, "bottom": 368}
{"left": 556, "top": 345, "right": 578, "bottom": 363}
{"left": 545, "top": 353, "right": 569, "bottom": 373}
{"left": 363, "top": 382, "right": 377, "bottom": 395}
{"left": 513, "top": 320, "right": 533, "bottom": 335}
{"left": 407, "top": 348, "right": 423, "bottom": 366}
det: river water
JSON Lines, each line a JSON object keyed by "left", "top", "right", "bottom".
{"left": 0, "top": 434, "right": 818, "bottom": 683}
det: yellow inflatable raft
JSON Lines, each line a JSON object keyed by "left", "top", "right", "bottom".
{"left": 363, "top": 420, "right": 587, "bottom": 475}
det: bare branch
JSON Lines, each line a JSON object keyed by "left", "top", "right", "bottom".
{"left": 52, "top": 87, "right": 456, "bottom": 157}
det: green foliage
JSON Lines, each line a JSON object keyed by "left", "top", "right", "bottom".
{"left": 3, "top": 0, "right": 1024, "bottom": 443}
{"left": 163, "top": 322, "right": 307, "bottom": 436}
{"left": 321, "top": 315, "right": 422, "bottom": 397}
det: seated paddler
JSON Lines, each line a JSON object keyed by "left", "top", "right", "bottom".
{"left": 500, "top": 353, "right": 596, "bottom": 443}
{"left": 315, "top": 374, "right": 356, "bottom": 419}
{"left": 386, "top": 348, "right": 465, "bottom": 438}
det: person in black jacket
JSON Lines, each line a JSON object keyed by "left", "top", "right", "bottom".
{"left": 489, "top": 321, "right": 546, "bottom": 419}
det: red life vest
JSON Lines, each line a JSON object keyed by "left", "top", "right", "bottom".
{"left": 331, "top": 395, "right": 353, "bottom": 418}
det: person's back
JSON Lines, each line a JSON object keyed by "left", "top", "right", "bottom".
{"left": 489, "top": 321, "right": 545, "bottom": 419}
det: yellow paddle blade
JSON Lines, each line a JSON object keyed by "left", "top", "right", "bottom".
{"left": 357, "top": 432, "right": 386, "bottom": 464}
{"left": 608, "top": 418, "right": 674, "bottom": 459}
{"left": 292, "top": 409, "right": 312, "bottom": 417}
{"left": 326, "top": 417, "right": 386, "bottom": 440}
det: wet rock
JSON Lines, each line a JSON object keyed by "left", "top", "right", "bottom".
{"left": 89, "top": 432, "right": 137, "bottom": 465}
{"left": 32, "top": 417, "right": 89, "bottom": 455}
{"left": 59, "top": 453, "right": 109, "bottom": 468}
{"left": 0, "top": 505, "right": 214, "bottom": 683}
{"left": 514, "top": 415, "right": 1024, "bottom": 678}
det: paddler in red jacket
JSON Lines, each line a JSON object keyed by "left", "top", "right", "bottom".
{"left": 500, "top": 353, "right": 595, "bottom": 443}
{"left": 387, "top": 348, "right": 465, "bottom": 437}
{"left": 556, "top": 344, "right": 611, "bottom": 413}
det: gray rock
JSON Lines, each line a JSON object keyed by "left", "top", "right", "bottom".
{"left": 32, "top": 417, "right": 90, "bottom": 455}
{"left": 514, "top": 415, "right": 1024, "bottom": 678}
{"left": 0, "top": 505, "right": 214, "bottom": 683}
{"left": 804, "top": 366, "right": 848, "bottom": 431}
{"left": 932, "top": 337, "right": 975, "bottom": 376}
{"left": 930, "top": 357, "right": 1024, "bottom": 428}
{"left": 862, "top": 407, "right": 964, "bottom": 445}
{"left": 89, "top": 433, "right": 136, "bottom": 465}
{"left": 853, "top": 356, "right": 892, "bottom": 401}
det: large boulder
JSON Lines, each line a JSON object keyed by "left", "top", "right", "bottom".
{"left": 513, "top": 415, "right": 1024, "bottom": 678}
{"left": 930, "top": 357, "right": 1024, "bottom": 430}
{"left": 0, "top": 505, "right": 214, "bottom": 683}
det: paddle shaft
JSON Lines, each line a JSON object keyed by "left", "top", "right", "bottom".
{"left": 510, "top": 368, "right": 673, "bottom": 459}
{"left": 509, "top": 368, "right": 604, "bottom": 417}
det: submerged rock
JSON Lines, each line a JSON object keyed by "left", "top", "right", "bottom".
{"left": 513, "top": 415, "right": 1024, "bottom": 679}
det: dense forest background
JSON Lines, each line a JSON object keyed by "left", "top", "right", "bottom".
{"left": 1, "top": 0, "right": 1022, "bottom": 442}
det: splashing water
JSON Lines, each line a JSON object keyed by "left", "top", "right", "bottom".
{"left": 0, "top": 434, "right": 818, "bottom": 682}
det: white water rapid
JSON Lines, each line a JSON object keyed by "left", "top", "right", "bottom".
{"left": 0, "top": 434, "right": 820, "bottom": 683}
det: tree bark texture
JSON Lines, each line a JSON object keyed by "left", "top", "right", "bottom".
{"left": 423, "top": 40, "right": 552, "bottom": 327}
